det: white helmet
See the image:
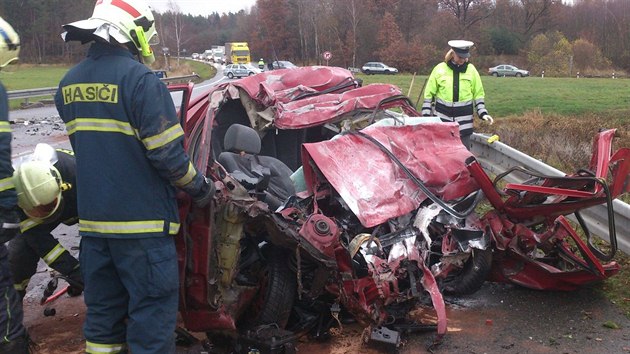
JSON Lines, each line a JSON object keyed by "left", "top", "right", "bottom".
{"left": 61, "top": 0, "right": 159, "bottom": 64}
{"left": 0, "top": 16, "right": 20, "bottom": 68}
{"left": 13, "top": 161, "right": 63, "bottom": 220}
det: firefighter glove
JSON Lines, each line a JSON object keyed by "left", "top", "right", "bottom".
{"left": 481, "top": 114, "right": 494, "bottom": 125}
{"left": 193, "top": 178, "right": 216, "bottom": 208}
{"left": 0, "top": 206, "right": 21, "bottom": 243}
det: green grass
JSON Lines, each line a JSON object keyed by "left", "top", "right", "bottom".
{"left": 0, "top": 59, "right": 215, "bottom": 109}
{"left": 356, "top": 73, "right": 630, "bottom": 121}
{"left": 0, "top": 65, "right": 69, "bottom": 91}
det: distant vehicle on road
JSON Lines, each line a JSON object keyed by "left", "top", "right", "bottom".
{"left": 271, "top": 60, "right": 297, "bottom": 70}
{"left": 224, "top": 64, "right": 258, "bottom": 79}
{"left": 361, "top": 62, "right": 398, "bottom": 75}
{"left": 488, "top": 64, "right": 529, "bottom": 77}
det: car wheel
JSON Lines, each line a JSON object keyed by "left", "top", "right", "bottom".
{"left": 227, "top": 72, "right": 234, "bottom": 79}
{"left": 442, "top": 247, "right": 493, "bottom": 295}
{"left": 365, "top": 70, "right": 371, "bottom": 75}
{"left": 248, "top": 72, "right": 254, "bottom": 76}
{"left": 245, "top": 247, "right": 296, "bottom": 328}
{"left": 492, "top": 72, "right": 498, "bottom": 77}
{"left": 516, "top": 72, "right": 522, "bottom": 77}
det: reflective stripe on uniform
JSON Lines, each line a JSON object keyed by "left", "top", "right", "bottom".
{"left": 85, "top": 341, "right": 126, "bottom": 354}
{"left": 173, "top": 162, "right": 196, "bottom": 188}
{"left": 79, "top": 219, "right": 180, "bottom": 235}
{"left": 65, "top": 118, "right": 137, "bottom": 137}
{"left": 43, "top": 243, "right": 67, "bottom": 265}
{"left": 0, "top": 121, "right": 11, "bottom": 133}
{"left": 169, "top": 222, "right": 180, "bottom": 235}
{"left": 141, "top": 124, "right": 184, "bottom": 150}
{"left": 436, "top": 97, "right": 473, "bottom": 107}
{"left": 13, "top": 279, "right": 29, "bottom": 292}
{"left": 0, "top": 176, "right": 14, "bottom": 192}
{"left": 20, "top": 218, "right": 43, "bottom": 233}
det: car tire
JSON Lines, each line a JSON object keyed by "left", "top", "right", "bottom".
{"left": 442, "top": 247, "right": 493, "bottom": 296}
{"left": 516, "top": 73, "right": 522, "bottom": 77}
{"left": 245, "top": 247, "right": 296, "bottom": 328}
{"left": 365, "top": 70, "right": 371, "bottom": 75}
{"left": 248, "top": 72, "right": 254, "bottom": 76}
{"left": 492, "top": 72, "right": 498, "bottom": 77}
{"left": 227, "top": 72, "right": 234, "bottom": 79}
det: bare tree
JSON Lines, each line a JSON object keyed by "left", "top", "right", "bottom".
{"left": 167, "top": 0, "right": 184, "bottom": 66}
{"left": 438, "top": 0, "right": 494, "bottom": 35}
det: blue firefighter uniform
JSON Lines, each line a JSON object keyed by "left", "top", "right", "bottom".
{"left": 9, "top": 149, "right": 82, "bottom": 299}
{"left": 55, "top": 42, "right": 209, "bottom": 354}
{"left": 0, "top": 82, "right": 28, "bottom": 352}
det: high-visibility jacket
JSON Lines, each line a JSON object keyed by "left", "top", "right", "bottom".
{"left": 55, "top": 42, "right": 206, "bottom": 239}
{"left": 0, "top": 83, "right": 16, "bottom": 209}
{"left": 422, "top": 61, "right": 489, "bottom": 137}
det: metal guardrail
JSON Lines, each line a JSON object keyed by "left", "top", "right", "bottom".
{"left": 471, "top": 133, "right": 630, "bottom": 255}
{"left": 7, "top": 87, "right": 57, "bottom": 101}
{"left": 6, "top": 74, "right": 200, "bottom": 102}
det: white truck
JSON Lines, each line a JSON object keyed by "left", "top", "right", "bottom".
{"left": 211, "top": 46, "right": 225, "bottom": 64}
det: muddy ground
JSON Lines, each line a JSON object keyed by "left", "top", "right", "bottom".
{"left": 10, "top": 109, "right": 630, "bottom": 354}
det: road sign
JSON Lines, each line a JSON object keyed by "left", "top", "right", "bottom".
{"left": 323, "top": 51, "right": 332, "bottom": 60}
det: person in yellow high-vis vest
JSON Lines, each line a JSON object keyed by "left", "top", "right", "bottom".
{"left": 422, "top": 40, "right": 494, "bottom": 150}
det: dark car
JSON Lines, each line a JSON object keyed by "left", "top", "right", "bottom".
{"left": 488, "top": 64, "right": 529, "bottom": 77}
{"left": 271, "top": 60, "right": 297, "bottom": 70}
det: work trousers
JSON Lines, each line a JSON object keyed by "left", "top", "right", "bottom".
{"left": 8, "top": 228, "right": 80, "bottom": 296}
{"left": 0, "top": 243, "right": 27, "bottom": 344}
{"left": 81, "top": 236, "right": 178, "bottom": 354}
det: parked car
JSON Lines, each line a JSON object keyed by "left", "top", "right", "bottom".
{"left": 271, "top": 60, "right": 297, "bottom": 70}
{"left": 488, "top": 64, "right": 529, "bottom": 77}
{"left": 361, "top": 62, "right": 398, "bottom": 75}
{"left": 224, "top": 63, "right": 258, "bottom": 79}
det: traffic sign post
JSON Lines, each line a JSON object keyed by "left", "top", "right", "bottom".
{"left": 323, "top": 51, "right": 332, "bottom": 66}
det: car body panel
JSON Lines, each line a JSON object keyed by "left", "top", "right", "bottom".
{"left": 301, "top": 122, "right": 478, "bottom": 227}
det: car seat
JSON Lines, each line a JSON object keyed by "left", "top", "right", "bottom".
{"left": 218, "top": 124, "right": 296, "bottom": 210}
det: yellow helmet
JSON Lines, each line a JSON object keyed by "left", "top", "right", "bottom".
{"left": 13, "top": 161, "right": 63, "bottom": 220}
{"left": 0, "top": 16, "right": 20, "bottom": 68}
{"left": 61, "top": 0, "right": 158, "bottom": 64}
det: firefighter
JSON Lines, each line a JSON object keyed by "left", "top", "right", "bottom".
{"left": 422, "top": 40, "right": 493, "bottom": 150}
{"left": 258, "top": 57, "right": 265, "bottom": 70}
{"left": 9, "top": 147, "right": 83, "bottom": 300}
{"left": 0, "top": 15, "right": 30, "bottom": 354}
{"left": 54, "top": 0, "right": 214, "bottom": 353}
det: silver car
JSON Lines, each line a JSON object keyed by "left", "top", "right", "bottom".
{"left": 488, "top": 64, "right": 529, "bottom": 77}
{"left": 224, "top": 64, "right": 258, "bottom": 79}
{"left": 361, "top": 62, "right": 398, "bottom": 75}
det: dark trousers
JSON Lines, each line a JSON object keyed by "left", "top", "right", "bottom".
{"left": 81, "top": 236, "right": 178, "bottom": 354}
{"left": 8, "top": 228, "right": 80, "bottom": 296}
{"left": 0, "top": 243, "right": 26, "bottom": 344}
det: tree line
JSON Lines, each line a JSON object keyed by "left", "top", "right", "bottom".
{"left": 1, "top": 0, "right": 629, "bottom": 77}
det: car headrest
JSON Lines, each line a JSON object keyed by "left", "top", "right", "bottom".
{"left": 224, "top": 124, "right": 261, "bottom": 154}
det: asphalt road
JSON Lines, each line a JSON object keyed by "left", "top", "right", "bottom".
{"left": 10, "top": 97, "right": 630, "bottom": 354}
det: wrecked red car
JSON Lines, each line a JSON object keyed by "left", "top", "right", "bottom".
{"left": 167, "top": 66, "right": 629, "bottom": 350}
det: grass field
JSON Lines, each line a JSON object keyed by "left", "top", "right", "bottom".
{"left": 0, "top": 59, "right": 216, "bottom": 109}
{"left": 358, "top": 73, "right": 630, "bottom": 121}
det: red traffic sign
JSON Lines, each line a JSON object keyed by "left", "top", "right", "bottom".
{"left": 323, "top": 51, "right": 332, "bottom": 60}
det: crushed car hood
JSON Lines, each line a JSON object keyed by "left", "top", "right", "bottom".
{"left": 302, "top": 122, "right": 479, "bottom": 227}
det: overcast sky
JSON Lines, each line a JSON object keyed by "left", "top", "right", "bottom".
{"left": 148, "top": 0, "right": 256, "bottom": 16}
